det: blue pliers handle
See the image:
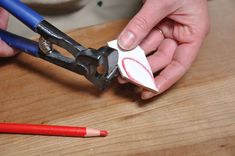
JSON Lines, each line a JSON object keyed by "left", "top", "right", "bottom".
{"left": 0, "top": 0, "right": 43, "bottom": 56}
{"left": 0, "top": 0, "right": 118, "bottom": 90}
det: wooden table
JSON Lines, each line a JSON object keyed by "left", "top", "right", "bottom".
{"left": 0, "top": 0, "right": 235, "bottom": 155}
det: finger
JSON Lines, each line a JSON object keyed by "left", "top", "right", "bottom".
{"left": 139, "top": 27, "right": 164, "bottom": 55}
{"left": 117, "top": 76, "right": 128, "bottom": 84}
{"left": 142, "top": 41, "right": 202, "bottom": 100}
{"left": 157, "top": 19, "right": 174, "bottom": 39}
{"left": 118, "top": 0, "right": 176, "bottom": 50}
{"left": 147, "top": 38, "right": 177, "bottom": 72}
{"left": 0, "top": 40, "right": 16, "bottom": 57}
{"left": 0, "top": 8, "right": 9, "bottom": 29}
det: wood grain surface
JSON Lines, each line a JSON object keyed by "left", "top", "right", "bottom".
{"left": 0, "top": 0, "right": 235, "bottom": 155}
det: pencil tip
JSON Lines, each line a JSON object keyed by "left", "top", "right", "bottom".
{"left": 100, "top": 130, "right": 108, "bottom": 137}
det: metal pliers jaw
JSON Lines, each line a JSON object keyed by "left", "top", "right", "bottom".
{"left": 36, "top": 21, "right": 119, "bottom": 90}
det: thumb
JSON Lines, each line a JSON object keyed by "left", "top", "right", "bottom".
{"left": 118, "top": 1, "right": 171, "bottom": 50}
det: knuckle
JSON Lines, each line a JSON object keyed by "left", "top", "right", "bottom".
{"left": 155, "top": 50, "right": 172, "bottom": 64}
{"left": 162, "top": 0, "right": 172, "bottom": 8}
{"left": 204, "top": 21, "right": 211, "bottom": 36}
{"left": 172, "top": 59, "right": 188, "bottom": 71}
{"left": 193, "top": 24, "right": 210, "bottom": 40}
{"left": 158, "top": 74, "right": 169, "bottom": 82}
{"left": 132, "top": 15, "right": 150, "bottom": 31}
{"left": 196, "top": 20, "right": 211, "bottom": 38}
{"left": 162, "top": 53, "right": 172, "bottom": 63}
{"left": 161, "top": 0, "right": 178, "bottom": 11}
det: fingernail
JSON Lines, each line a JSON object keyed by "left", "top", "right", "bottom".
{"left": 118, "top": 31, "right": 135, "bottom": 50}
{"left": 141, "top": 91, "right": 154, "bottom": 100}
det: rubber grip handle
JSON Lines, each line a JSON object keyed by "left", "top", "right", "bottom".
{"left": 0, "top": 29, "right": 39, "bottom": 56}
{"left": 0, "top": 0, "right": 44, "bottom": 31}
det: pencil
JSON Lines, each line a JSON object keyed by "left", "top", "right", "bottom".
{"left": 0, "top": 123, "right": 108, "bottom": 137}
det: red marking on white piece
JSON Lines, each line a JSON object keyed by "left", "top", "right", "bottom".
{"left": 122, "top": 57, "right": 154, "bottom": 86}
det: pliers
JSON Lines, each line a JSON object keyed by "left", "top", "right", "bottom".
{"left": 0, "top": 0, "right": 119, "bottom": 90}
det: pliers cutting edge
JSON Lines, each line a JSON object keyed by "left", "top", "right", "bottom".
{"left": 0, "top": 0, "right": 119, "bottom": 90}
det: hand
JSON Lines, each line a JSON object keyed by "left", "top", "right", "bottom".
{"left": 0, "top": 8, "right": 15, "bottom": 57}
{"left": 118, "top": 0, "right": 210, "bottom": 99}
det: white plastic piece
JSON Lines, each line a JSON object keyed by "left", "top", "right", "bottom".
{"left": 108, "top": 40, "right": 158, "bottom": 92}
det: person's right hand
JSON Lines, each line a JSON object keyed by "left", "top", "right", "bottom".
{"left": 117, "top": 0, "right": 210, "bottom": 99}
{"left": 0, "top": 8, "right": 15, "bottom": 57}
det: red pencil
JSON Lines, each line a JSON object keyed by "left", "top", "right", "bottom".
{"left": 0, "top": 123, "right": 108, "bottom": 137}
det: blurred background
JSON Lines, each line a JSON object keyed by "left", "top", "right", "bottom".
{"left": 8, "top": 0, "right": 142, "bottom": 37}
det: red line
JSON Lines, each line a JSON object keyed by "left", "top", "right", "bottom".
{"left": 121, "top": 57, "right": 154, "bottom": 86}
